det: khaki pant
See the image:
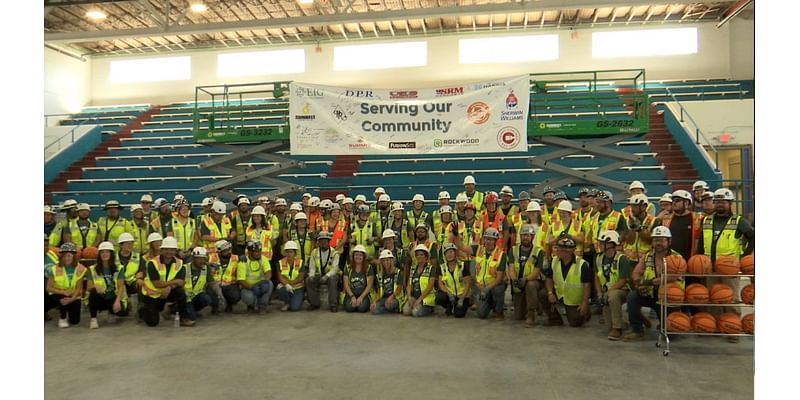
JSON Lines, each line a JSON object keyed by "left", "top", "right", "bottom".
{"left": 602, "top": 288, "right": 629, "bottom": 330}
{"left": 512, "top": 280, "right": 543, "bottom": 321}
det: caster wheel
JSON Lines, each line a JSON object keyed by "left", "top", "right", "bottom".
{"left": 656, "top": 342, "right": 661, "bottom": 348}
{"left": 663, "top": 350, "right": 670, "bottom": 356}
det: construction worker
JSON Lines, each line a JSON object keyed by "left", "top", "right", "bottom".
{"left": 272, "top": 198, "right": 289, "bottom": 243}
{"left": 277, "top": 240, "right": 307, "bottom": 312}
{"left": 498, "top": 186, "right": 518, "bottom": 218}
{"left": 140, "top": 194, "right": 157, "bottom": 223}
{"left": 372, "top": 249, "right": 406, "bottom": 315}
{"left": 149, "top": 198, "right": 173, "bottom": 237}
{"left": 142, "top": 232, "right": 162, "bottom": 263}
{"left": 199, "top": 201, "right": 234, "bottom": 265}
{"left": 139, "top": 236, "right": 191, "bottom": 327}
{"left": 508, "top": 225, "right": 545, "bottom": 326}
{"left": 543, "top": 236, "right": 592, "bottom": 327}
{"left": 661, "top": 190, "right": 701, "bottom": 260}
{"left": 407, "top": 194, "right": 432, "bottom": 229}
{"left": 692, "top": 180, "right": 710, "bottom": 212}
{"left": 48, "top": 199, "right": 79, "bottom": 248}
{"left": 246, "top": 206, "right": 274, "bottom": 261}
{"left": 60, "top": 203, "right": 97, "bottom": 253}
{"left": 577, "top": 188, "right": 599, "bottom": 311}
{"left": 94, "top": 200, "right": 128, "bottom": 251}
{"left": 126, "top": 205, "right": 149, "bottom": 255}
{"left": 182, "top": 247, "right": 216, "bottom": 324}
{"left": 540, "top": 186, "right": 557, "bottom": 226}
{"left": 481, "top": 192, "right": 510, "bottom": 251}
{"left": 434, "top": 206, "right": 455, "bottom": 252}
{"left": 45, "top": 205, "right": 57, "bottom": 237}
{"left": 115, "top": 233, "right": 141, "bottom": 314}
{"left": 589, "top": 191, "right": 627, "bottom": 253}
{"left": 211, "top": 240, "right": 240, "bottom": 312}
{"left": 316, "top": 199, "right": 333, "bottom": 232}
{"left": 287, "top": 212, "right": 314, "bottom": 270}
{"left": 523, "top": 201, "right": 547, "bottom": 251}
{"left": 622, "top": 194, "right": 658, "bottom": 263}
{"left": 44, "top": 235, "right": 58, "bottom": 321}
{"left": 388, "top": 201, "right": 411, "bottom": 252}
{"left": 594, "top": 231, "right": 632, "bottom": 340}
{"left": 624, "top": 181, "right": 656, "bottom": 217}
{"left": 301, "top": 193, "right": 312, "bottom": 207}
{"left": 87, "top": 241, "right": 127, "bottom": 329}
{"left": 451, "top": 202, "right": 481, "bottom": 283}
{"left": 256, "top": 195, "right": 270, "bottom": 211}
{"left": 325, "top": 204, "right": 348, "bottom": 254}
{"left": 343, "top": 245, "right": 375, "bottom": 313}
{"left": 475, "top": 228, "right": 507, "bottom": 320}
{"left": 508, "top": 191, "right": 531, "bottom": 246}
{"left": 436, "top": 243, "right": 472, "bottom": 318}
{"left": 403, "top": 244, "right": 438, "bottom": 317}
{"left": 624, "top": 226, "right": 684, "bottom": 341}
{"left": 169, "top": 199, "right": 196, "bottom": 260}
{"left": 305, "top": 231, "right": 341, "bottom": 312}
{"left": 700, "top": 191, "right": 715, "bottom": 217}
{"left": 657, "top": 193, "right": 673, "bottom": 221}
{"left": 237, "top": 240, "right": 274, "bottom": 314}
{"left": 370, "top": 187, "right": 387, "bottom": 213}
{"left": 45, "top": 242, "right": 87, "bottom": 328}
{"left": 432, "top": 191, "right": 451, "bottom": 233}
{"left": 350, "top": 205, "right": 376, "bottom": 258}
{"left": 459, "top": 175, "right": 485, "bottom": 211}
{"left": 342, "top": 197, "right": 355, "bottom": 225}
{"left": 369, "top": 194, "right": 392, "bottom": 239}
{"left": 195, "top": 197, "right": 214, "bottom": 228}
{"left": 229, "top": 197, "right": 252, "bottom": 255}
{"left": 454, "top": 192, "right": 468, "bottom": 221}
{"left": 377, "top": 229, "right": 411, "bottom": 290}
{"left": 410, "top": 223, "right": 437, "bottom": 266}
{"left": 544, "top": 201, "right": 584, "bottom": 258}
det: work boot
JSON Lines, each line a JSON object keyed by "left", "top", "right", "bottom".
{"left": 642, "top": 315, "right": 652, "bottom": 329}
{"left": 58, "top": 318, "right": 69, "bottom": 328}
{"left": 546, "top": 317, "right": 564, "bottom": 327}
{"left": 281, "top": 304, "right": 290, "bottom": 312}
{"left": 623, "top": 331, "right": 645, "bottom": 341}
{"left": 607, "top": 329, "right": 622, "bottom": 341}
{"left": 180, "top": 319, "right": 196, "bottom": 327}
{"left": 525, "top": 311, "right": 535, "bottom": 327}
{"left": 307, "top": 305, "right": 320, "bottom": 312}
{"left": 247, "top": 305, "right": 255, "bottom": 313}
{"left": 493, "top": 311, "right": 505, "bottom": 321}
{"left": 330, "top": 305, "right": 338, "bottom": 313}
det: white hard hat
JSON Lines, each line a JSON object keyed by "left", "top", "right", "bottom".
{"left": 598, "top": 230, "right": 621, "bottom": 245}
{"left": 117, "top": 233, "right": 134, "bottom": 243}
{"left": 140, "top": 194, "right": 153, "bottom": 203}
{"left": 483, "top": 228, "right": 501, "bottom": 239}
{"left": 526, "top": 201, "right": 541, "bottom": 212}
{"left": 77, "top": 203, "right": 91, "bottom": 211}
{"left": 251, "top": 206, "right": 267, "bottom": 216}
{"left": 161, "top": 237, "right": 178, "bottom": 249}
{"left": 519, "top": 225, "right": 536, "bottom": 236}
{"left": 130, "top": 204, "right": 143, "bottom": 213}
{"left": 342, "top": 197, "right": 354, "bottom": 205}
{"left": 192, "top": 247, "right": 208, "bottom": 258}
{"left": 274, "top": 198, "right": 287, "bottom": 206}
{"left": 173, "top": 194, "right": 185, "bottom": 202}
{"left": 98, "top": 241, "right": 115, "bottom": 252}
{"left": 659, "top": 193, "right": 673, "bottom": 203}
{"left": 201, "top": 197, "right": 213, "bottom": 207}
{"left": 391, "top": 201, "right": 404, "bottom": 212}
{"left": 413, "top": 244, "right": 430, "bottom": 255}
{"left": 455, "top": 193, "right": 468, "bottom": 203}
{"left": 713, "top": 188, "right": 735, "bottom": 201}
{"left": 374, "top": 187, "right": 386, "bottom": 194}
{"left": 500, "top": 185, "right": 514, "bottom": 196}
{"left": 672, "top": 190, "right": 692, "bottom": 202}
{"left": 355, "top": 194, "right": 367, "bottom": 202}
{"left": 320, "top": 199, "right": 333, "bottom": 209}
{"left": 309, "top": 197, "right": 320, "bottom": 207}
{"left": 438, "top": 191, "right": 451, "bottom": 200}
{"left": 463, "top": 175, "right": 476, "bottom": 185}
{"left": 693, "top": 180, "right": 709, "bottom": 190}
{"left": 44, "top": 205, "right": 56, "bottom": 214}
{"left": 439, "top": 205, "right": 453, "bottom": 214}
{"left": 212, "top": 201, "right": 226, "bottom": 214}
{"left": 352, "top": 244, "right": 368, "bottom": 254}
{"left": 215, "top": 240, "right": 232, "bottom": 252}
{"left": 629, "top": 193, "right": 649, "bottom": 205}
{"left": 557, "top": 201, "right": 573, "bottom": 213}
{"left": 289, "top": 203, "right": 303, "bottom": 212}
{"left": 302, "top": 193, "right": 312, "bottom": 199}
{"left": 412, "top": 194, "right": 425, "bottom": 202}
{"left": 381, "top": 229, "right": 396, "bottom": 240}
{"left": 379, "top": 249, "right": 395, "bottom": 260}
{"left": 294, "top": 212, "right": 308, "bottom": 221}
{"left": 257, "top": 196, "right": 270, "bottom": 203}
{"left": 651, "top": 226, "right": 672, "bottom": 238}
{"left": 335, "top": 194, "right": 345, "bottom": 202}
{"left": 237, "top": 197, "right": 251, "bottom": 205}
{"left": 628, "top": 180, "right": 646, "bottom": 193}
{"left": 378, "top": 194, "right": 391, "bottom": 203}
{"left": 147, "top": 233, "right": 163, "bottom": 243}
{"left": 284, "top": 241, "right": 299, "bottom": 251}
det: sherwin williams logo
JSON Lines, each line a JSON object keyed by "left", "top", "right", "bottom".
{"left": 467, "top": 102, "right": 491, "bottom": 125}
{"left": 506, "top": 90, "right": 518, "bottom": 108}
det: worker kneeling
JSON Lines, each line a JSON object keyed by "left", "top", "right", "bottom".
{"left": 237, "top": 240, "right": 274, "bottom": 314}
{"left": 182, "top": 247, "right": 217, "bottom": 324}
{"left": 543, "top": 236, "right": 593, "bottom": 327}
{"left": 140, "top": 237, "right": 192, "bottom": 327}
{"left": 594, "top": 231, "right": 631, "bottom": 340}
{"left": 343, "top": 245, "right": 374, "bottom": 313}
{"left": 277, "top": 241, "right": 307, "bottom": 312}
{"left": 436, "top": 243, "right": 472, "bottom": 318}
{"left": 372, "top": 249, "right": 405, "bottom": 314}
{"left": 475, "top": 228, "right": 508, "bottom": 320}
{"left": 403, "top": 244, "right": 437, "bottom": 317}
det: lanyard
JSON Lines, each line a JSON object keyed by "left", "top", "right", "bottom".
{"left": 104, "top": 217, "right": 120, "bottom": 241}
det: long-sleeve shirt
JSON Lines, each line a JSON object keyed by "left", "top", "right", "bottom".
{"left": 307, "top": 248, "right": 340, "bottom": 277}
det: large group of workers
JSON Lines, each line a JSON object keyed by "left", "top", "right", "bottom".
{"left": 44, "top": 175, "right": 753, "bottom": 341}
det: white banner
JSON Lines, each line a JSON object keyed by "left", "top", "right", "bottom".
{"left": 289, "top": 76, "right": 529, "bottom": 155}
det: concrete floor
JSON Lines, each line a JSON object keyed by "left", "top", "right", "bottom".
{"left": 45, "top": 305, "right": 754, "bottom": 400}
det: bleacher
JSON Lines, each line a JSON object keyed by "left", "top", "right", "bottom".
{"left": 58, "top": 105, "right": 151, "bottom": 136}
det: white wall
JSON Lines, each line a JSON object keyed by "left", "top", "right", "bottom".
{"left": 89, "top": 22, "right": 753, "bottom": 106}
{"left": 729, "top": 19, "right": 754, "bottom": 80}
{"left": 44, "top": 47, "right": 91, "bottom": 119}
{"left": 669, "top": 99, "right": 754, "bottom": 146}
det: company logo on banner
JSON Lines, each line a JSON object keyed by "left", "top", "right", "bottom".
{"left": 289, "top": 76, "right": 529, "bottom": 155}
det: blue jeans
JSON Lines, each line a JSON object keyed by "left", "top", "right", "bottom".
{"left": 278, "top": 286, "right": 305, "bottom": 312}
{"left": 344, "top": 295, "right": 370, "bottom": 313}
{"left": 373, "top": 297, "right": 401, "bottom": 314}
{"left": 186, "top": 293, "right": 213, "bottom": 321}
{"left": 477, "top": 284, "right": 506, "bottom": 319}
{"left": 627, "top": 290, "right": 664, "bottom": 333}
{"left": 241, "top": 281, "right": 274, "bottom": 308}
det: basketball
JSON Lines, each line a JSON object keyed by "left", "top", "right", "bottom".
{"left": 81, "top": 246, "right": 98, "bottom": 260}
{"left": 742, "top": 314, "right": 754, "bottom": 334}
{"left": 740, "top": 284, "right": 754, "bottom": 305}
{"left": 685, "top": 283, "right": 709, "bottom": 304}
{"left": 709, "top": 283, "right": 734, "bottom": 304}
{"left": 666, "top": 255, "right": 688, "bottom": 275}
{"left": 666, "top": 283, "right": 685, "bottom": 303}
{"left": 691, "top": 312, "right": 717, "bottom": 333}
{"left": 740, "top": 254, "right": 754, "bottom": 275}
{"left": 667, "top": 312, "right": 691, "bottom": 333}
{"left": 713, "top": 255, "right": 740, "bottom": 275}
{"left": 687, "top": 254, "right": 713, "bottom": 275}
{"left": 717, "top": 313, "right": 742, "bottom": 334}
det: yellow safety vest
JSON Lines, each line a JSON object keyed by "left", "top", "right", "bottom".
{"left": 475, "top": 246, "right": 504, "bottom": 286}
{"left": 377, "top": 268, "right": 405, "bottom": 306}
{"left": 214, "top": 256, "right": 239, "bottom": 285}
{"left": 49, "top": 264, "right": 87, "bottom": 294}
{"left": 389, "top": 219, "right": 411, "bottom": 250}
{"left": 457, "top": 220, "right": 482, "bottom": 261}
{"left": 350, "top": 220, "right": 375, "bottom": 256}
{"left": 499, "top": 204, "right": 519, "bottom": 219}
{"left": 406, "top": 210, "right": 430, "bottom": 229}
{"left": 590, "top": 211, "right": 622, "bottom": 252}
{"left": 280, "top": 257, "right": 305, "bottom": 289}
{"left": 288, "top": 227, "right": 314, "bottom": 266}
{"left": 142, "top": 258, "right": 184, "bottom": 299}
{"left": 184, "top": 265, "right": 209, "bottom": 301}
{"left": 246, "top": 225, "right": 274, "bottom": 259}
{"left": 547, "top": 213, "right": 584, "bottom": 255}
{"left": 702, "top": 215, "right": 743, "bottom": 260}
{"left": 171, "top": 217, "right": 196, "bottom": 251}
{"left": 459, "top": 191, "right": 485, "bottom": 212}
{"left": 409, "top": 264, "right": 436, "bottom": 306}
{"left": 229, "top": 210, "right": 250, "bottom": 246}
{"left": 435, "top": 221, "right": 454, "bottom": 248}
{"left": 594, "top": 252, "right": 630, "bottom": 290}
{"left": 96, "top": 217, "right": 128, "bottom": 249}
{"left": 237, "top": 256, "right": 270, "bottom": 286}
{"left": 439, "top": 261, "right": 467, "bottom": 297}
{"left": 115, "top": 252, "right": 140, "bottom": 285}
{"left": 623, "top": 214, "right": 656, "bottom": 262}
{"left": 312, "top": 247, "right": 339, "bottom": 276}
{"left": 511, "top": 245, "right": 542, "bottom": 293}
{"left": 541, "top": 205, "right": 557, "bottom": 227}
{"left": 126, "top": 220, "right": 150, "bottom": 256}
{"left": 640, "top": 250, "right": 685, "bottom": 300}
{"left": 88, "top": 264, "right": 124, "bottom": 303}
{"left": 551, "top": 256, "right": 587, "bottom": 306}
{"left": 202, "top": 215, "right": 232, "bottom": 263}
{"left": 68, "top": 219, "right": 98, "bottom": 249}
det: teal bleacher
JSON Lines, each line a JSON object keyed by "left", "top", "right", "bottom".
{"left": 59, "top": 105, "right": 150, "bottom": 135}
{"left": 48, "top": 78, "right": 751, "bottom": 218}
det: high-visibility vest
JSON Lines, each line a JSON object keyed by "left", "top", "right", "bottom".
{"left": 279, "top": 257, "right": 305, "bottom": 289}
{"left": 435, "top": 221, "right": 454, "bottom": 248}
{"left": 662, "top": 211, "right": 702, "bottom": 257}
{"left": 409, "top": 239, "right": 434, "bottom": 266}
{"left": 246, "top": 225, "right": 274, "bottom": 259}
{"left": 370, "top": 210, "right": 391, "bottom": 237}
{"left": 408, "top": 263, "right": 436, "bottom": 306}
{"left": 311, "top": 247, "right": 339, "bottom": 276}
{"left": 622, "top": 203, "right": 656, "bottom": 220}
{"left": 389, "top": 219, "right": 411, "bottom": 250}
{"left": 406, "top": 210, "right": 430, "bottom": 229}
{"left": 475, "top": 245, "right": 504, "bottom": 286}
{"left": 594, "top": 252, "right": 630, "bottom": 291}
{"left": 171, "top": 217, "right": 196, "bottom": 251}
{"left": 702, "top": 215, "right": 743, "bottom": 261}
{"left": 459, "top": 191, "right": 485, "bottom": 212}
{"left": 96, "top": 217, "right": 128, "bottom": 250}
{"left": 499, "top": 204, "right": 519, "bottom": 219}
{"left": 511, "top": 245, "right": 542, "bottom": 293}
{"left": 432, "top": 210, "right": 445, "bottom": 234}
{"left": 49, "top": 264, "right": 87, "bottom": 294}
{"left": 457, "top": 219, "right": 482, "bottom": 261}
{"left": 89, "top": 264, "right": 122, "bottom": 302}
{"left": 376, "top": 268, "right": 405, "bottom": 307}
{"left": 213, "top": 256, "right": 239, "bottom": 285}
{"left": 509, "top": 213, "right": 525, "bottom": 244}
{"left": 237, "top": 256, "right": 270, "bottom": 286}
{"left": 150, "top": 215, "right": 170, "bottom": 237}
{"left": 576, "top": 208, "right": 596, "bottom": 252}
{"left": 184, "top": 265, "right": 209, "bottom": 301}
{"left": 45, "top": 250, "right": 59, "bottom": 278}
{"left": 321, "top": 218, "right": 347, "bottom": 249}
{"left": 201, "top": 215, "right": 232, "bottom": 263}
{"left": 48, "top": 217, "right": 78, "bottom": 247}
{"left": 68, "top": 219, "right": 98, "bottom": 249}
{"left": 115, "top": 252, "right": 140, "bottom": 285}
{"left": 126, "top": 220, "right": 149, "bottom": 256}
{"left": 307, "top": 211, "right": 321, "bottom": 234}
{"left": 350, "top": 220, "right": 375, "bottom": 256}
{"left": 288, "top": 226, "right": 314, "bottom": 266}
{"left": 229, "top": 210, "right": 250, "bottom": 246}
{"left": 142, "top": 258, "right": 184, "bottom": 299}
{"left": 541, "top": 206, "right": 557, "bottom": 227}
{"left": 623, "top": 214, "right": 656, "bottom": 262}
{"left": 640, "top": 250, "right": 685, "bottom": 300}
{"left": 439, "top": 261, "right": 468, "bottom": 297}
{"left": 547, "top": 213, "right": 584, "bottom": 256}
{"left": 481, "top": 211, "right": 505, "bottom": 234}
{"left": 590, "top": 211, "right": 622, "bottom": 252}
{"left": 551, "top": 256, "right": 587, "bottom": 306}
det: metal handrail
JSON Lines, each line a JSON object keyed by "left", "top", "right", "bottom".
{"left": 663, "top": 88, "right": 720, "bottom": 171}
{"left": 44, "top": 113, "right": 104, "bottom": 160}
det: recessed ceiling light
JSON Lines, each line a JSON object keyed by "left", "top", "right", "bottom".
{"left": 86, "top": 10, "right": 107, "bottom": 20}
{"left": 190, "top": 3, "right": 208, "bottom": 13}
{"left": 297, "top": 0, "right": 315, "bottom": 5}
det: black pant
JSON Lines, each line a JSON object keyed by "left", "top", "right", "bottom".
{"left": 186, "top": 293, "right": 214, "bottom": 320}
{"left": 45, "top": 294, "right": 81, "bottom": 325}
{"left": 88, "top": 290, "right": 127, "bottom": 318}
{"left": 435, "top": 291, "right": 471, "bottom": 318}
{"left": 139, "top": 287, "right": 187, "bottom": 327}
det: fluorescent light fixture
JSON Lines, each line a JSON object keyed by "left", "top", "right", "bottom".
{"left": 86, "top": 10, "right": 107, "bottom": 20}
{"left": 217, "top": 49, "right": 306, "bottom": 78}
{"left": 190, "top": 3, "right": 208, "bottom": 13}
{"left": 459, "top": 34, "right": 559, "bottom": 64}
{"left": 334, "top": 41, "right": 427, "bottom": 71}
{"left": 592, "top": 28, "right": 698, "bottom": 58}
{"left": 110, "top": 56, "right": 191, "bottom": 83}
{"left": 297, "top": 0, "right": 315, "bottom": 5}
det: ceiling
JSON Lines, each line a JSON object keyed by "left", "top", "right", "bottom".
{"left": 43, "top": 0, "right": 755, "bottom": 57}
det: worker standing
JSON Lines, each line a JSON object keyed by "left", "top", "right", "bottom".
{"left": 594, "top": 231, "right": 632, "bottom": 340}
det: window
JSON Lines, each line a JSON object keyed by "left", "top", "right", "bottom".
{"left": 109, "top": 56, "right": 191, "bottom": 83}
{"left": 217, "top": 49, "right": 306, "bottom": 78}
{"left": 592, "top": 28, "right": 698, "bottom": 58}
{"left": 333, "top": 41, "right": 427, "bottom": 71}
{"left": 459, "top": 34, "right": 559, "bottom": 64}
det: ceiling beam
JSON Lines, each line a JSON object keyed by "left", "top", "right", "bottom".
{"left": 717, "top": 0, "right": 753, "bottom": 28}
{"left": 45, "top": 0, "right": 651, "bottom": 43}
{"left": 137, "top": 0, "right": 165, "bottom": 27}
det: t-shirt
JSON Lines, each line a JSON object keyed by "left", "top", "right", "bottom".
{"left": 378, "top": 268, "right": 403, "bottom": 299}
{"left": 597, "top": 254, "right": 632, "bottom": 286}
{"left": 543, "top": 258, "right": 593, "bottom": 283}
{"left": 147, "top": 258, "right": 185, "bottom": 283}
{"left": 44, "top": 254, "right": 56, "bottom": 278}
{"left": 93, "top": 266, "right": 123, "bottom": 299}
{"left": 411, "top": 264, "right": 438, "bottom": 298}
{"left": 347, "top": 265, "right": 375, "bottom": 297}
{"left": 667, "top": 213, "right": 694, "bottom": 260}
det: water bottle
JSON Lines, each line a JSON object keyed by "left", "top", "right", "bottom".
{"left": 173, "top": 312, "right": 180, "bottom": 328}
